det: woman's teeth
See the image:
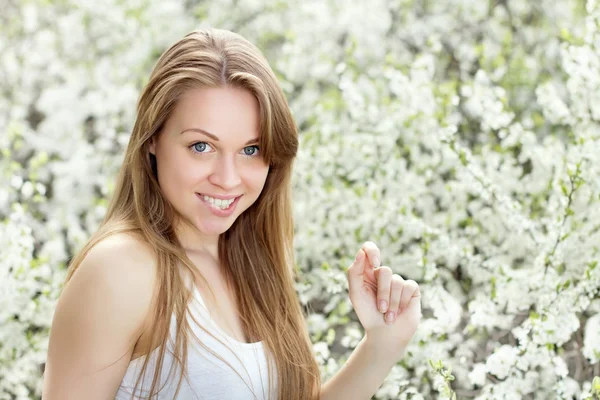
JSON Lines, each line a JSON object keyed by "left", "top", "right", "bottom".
{"left": 202, "top": 195, "right": 235, "bottom": 210}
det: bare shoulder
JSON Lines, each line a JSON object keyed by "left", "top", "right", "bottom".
{"left": 43, "top": 231, "right": 159, "bottom": 399}
{"left": 76, "top": 231, "right": 158, "bottom": 287}
{"left": 63, "top": 230, "right": 160, "bottom": 342}
{"left": 66, "top": 232, "right": 159, "bottom": 317}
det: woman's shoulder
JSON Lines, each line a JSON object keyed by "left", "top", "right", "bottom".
{"left": 44, "top": 232, "right": 160, "bottom": 397}
{"left": 61, "top": 231, "right": 160, "bottom": 333}
{"left": 78, "top": 231, "right": 158, "bottom": 287}
{"left": 86, "top": 231, "right": 158, "bottom": 271}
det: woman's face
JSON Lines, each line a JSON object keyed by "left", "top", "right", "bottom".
{"left": 149, "top": 86, "right": 269, "bottom": 237}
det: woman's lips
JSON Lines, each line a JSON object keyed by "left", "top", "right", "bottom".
{"left": 196, "top": 193, "right": 241, "bottom": 217}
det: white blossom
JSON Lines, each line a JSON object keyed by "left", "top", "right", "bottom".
{"left": 583, "top": 313, "right": 600, "bottom": 363}
{"left": 485, "top": 345, "right": 518, "bottom": 380}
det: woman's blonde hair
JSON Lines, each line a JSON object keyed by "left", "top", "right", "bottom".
{"left": 64, "top": 28, "right": 321, "bottom": 399}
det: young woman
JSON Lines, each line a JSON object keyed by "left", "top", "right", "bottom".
{"left": 42, "top": 28, "right": 421, "bottom": 400}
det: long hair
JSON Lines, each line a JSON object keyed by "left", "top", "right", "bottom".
{"left": 64, "top": 28, "right": 321, "bottom": 399}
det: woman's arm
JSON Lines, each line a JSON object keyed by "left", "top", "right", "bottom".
{"left": 42, "top": 233, "right": 157, "bottom": 400}
{"left": 319, "top": 335, "right": 401, "bottom": 400}
{"left": 316, "top": 241, "right": 421, "bottom": 400}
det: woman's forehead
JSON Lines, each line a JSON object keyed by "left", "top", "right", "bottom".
{"left": 168, "top": 87, "right": 261, "bottom": 142}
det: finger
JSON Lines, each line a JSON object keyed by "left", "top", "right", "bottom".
{"left": 386, "top": 275, "right": 404, "bottom": 324}
{"left": 347, "top": 248, "right": 367, "bottom": 297}
{"left": 399, "top": 280, "right": 419, "bottom": 312}
{"left": 374, "top": 266, "right": 393, "bottom": 313}
{"left": 404, "top": 288, "right": 423, "bottom": 321}
{"left": 361, "top": 241, "right": 381, "bottom": 269}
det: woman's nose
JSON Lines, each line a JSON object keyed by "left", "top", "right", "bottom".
{"left": 208, "top": 154, "right": 242, "bottom": 190}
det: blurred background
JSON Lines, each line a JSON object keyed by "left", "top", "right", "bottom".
{"left": 1, "top": 0, "right": 600, "bottom": 399}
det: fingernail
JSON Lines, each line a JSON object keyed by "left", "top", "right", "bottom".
{"left": 373, "top": 257, "right": 381, "bottom": 268}
{"left": 379, "top": 300, "right": 387, "bottom": 312}
{"left": 355, "top": 250, "right": 364, "bottom": 261}
{"left": 386, "top": 311, "right": 395, "bottom": 324}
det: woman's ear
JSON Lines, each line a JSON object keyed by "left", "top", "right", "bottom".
{"left": 149, "top": 138, "right": 156, "bottom": 155}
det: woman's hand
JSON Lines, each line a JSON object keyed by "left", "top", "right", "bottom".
{"left": 346, "top": 241, "right": 421, "bottom": 359}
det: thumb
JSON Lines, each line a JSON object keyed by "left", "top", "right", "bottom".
{"left": 347, "top": 249, "right": 366, "bottom": 293}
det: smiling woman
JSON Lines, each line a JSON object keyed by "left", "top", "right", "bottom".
{"left": 149, "top": 87, "right": 269, "bottom": 237}
{"left": 41, "top": 28, "right": 320, "bottom": 400}
{"left": 41, "top": 27, "right": 421, "bottom": 400}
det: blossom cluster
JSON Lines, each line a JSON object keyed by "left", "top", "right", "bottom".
{"left": 1, "top": 0, "right": 599, "bottom": 399}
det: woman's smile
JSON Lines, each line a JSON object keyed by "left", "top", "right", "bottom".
{"left": 196, "top": 193, "right": 242, "bottom": 217}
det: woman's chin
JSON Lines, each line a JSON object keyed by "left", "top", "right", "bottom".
{"left": 196, "top": 220, "right": 235, "bottom": 236}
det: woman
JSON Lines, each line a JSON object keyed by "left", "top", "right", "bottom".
{"left": 42, "top": 28, "right": 421, "bottom": 400}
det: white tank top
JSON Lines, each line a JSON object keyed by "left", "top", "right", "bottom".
{"left": 115, "top": 284, "right": 277, "bottom": 399}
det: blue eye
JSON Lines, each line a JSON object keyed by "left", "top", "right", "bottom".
{"left": 243, "top": 146, "right": 260, "bottom": 157}
{"left": 190, "top": 142, "right": 212, "bottom": 153}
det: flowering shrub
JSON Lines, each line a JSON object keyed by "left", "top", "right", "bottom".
{"left": 1, "top": 0, "right": 599, "bottom": 399}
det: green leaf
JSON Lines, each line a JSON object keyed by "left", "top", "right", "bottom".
{"left": 326, "top": 328, "right": 335, "bottom": 345}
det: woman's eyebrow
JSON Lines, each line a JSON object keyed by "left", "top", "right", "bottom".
{"left": 180, "top": 128, "right": 259, "bottom": 145}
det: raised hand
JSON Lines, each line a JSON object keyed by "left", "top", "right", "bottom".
{"left": 346, "top": 241, "right": 421, "bottom": 358}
